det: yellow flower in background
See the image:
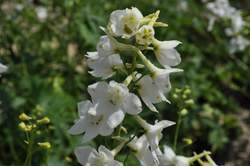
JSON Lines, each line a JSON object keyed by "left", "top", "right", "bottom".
{"left": 19, "top": 113, "right": 32, "bottom": 121}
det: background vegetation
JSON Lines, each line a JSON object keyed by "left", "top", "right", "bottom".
{"left": 0, "top": 0, "right": 249, "bottom": 165}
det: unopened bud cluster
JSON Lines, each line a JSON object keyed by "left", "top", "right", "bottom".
{"left": 18, "top": 106, "right": 52, "bottom": 150}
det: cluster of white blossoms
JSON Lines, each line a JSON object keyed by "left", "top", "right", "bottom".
{"left": 205, "top": 0, "right": 249, "bottom": 53}
{"left": 69, "top": 7, "right": 216, "bottom": 166}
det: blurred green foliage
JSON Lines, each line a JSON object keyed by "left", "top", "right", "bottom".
{"left": 0, "top": 0, "right": 249, "bottom": 165}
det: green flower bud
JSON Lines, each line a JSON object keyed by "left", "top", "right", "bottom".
{"left": 185, "top": 99, "right": 194, "bottom": 105}
{"left": 180, "top": 108, "right": 188, "bottom": 116}
{"left": 38, "top": 142, "right": 51, "bottom": 149}
{"left": 19, "top": 113, "right": 32, "bottom": 121}
{"left": 37, "top": 117, "right": 50, "bottom": 125}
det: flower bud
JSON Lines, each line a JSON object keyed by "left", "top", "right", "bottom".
{"left": 38, "top": 142, "right": 51, "bottom": 149}
{"left": 180, "top": 108, "right": 188, "bottom": 116}
{"left": 136, "top": 25, "right": 155, "bottom": 45}
{"left": 172, "top": 93, "right": 178, "bottom": 99}
{"left": 183, "top": 88, "right": 191, "bottom": 95}
{"left": 36, "top": 130, "right": 41, "bottom": 135}
{"left": 175, "top": 88, "right": 181, "bottom": 93}
{"left": 19, "top": 113, "right": 32, "bottom": 121}
{"left": 18, "top": 122, "right": 32, "bottom": 132}
{"left": 37, "top": 117, "right": 50, "bottom": 125}
{"left": 183, "top": 138, "right": 193, "bottom": 145}
{"left": 65, "top": 156, "right": 72, "bottom": 162}
{"left": 185, "top": 99, "right": 194, "bottom": 105}
{"left": 182, "top": 94, "right": 187, "bottom": 99}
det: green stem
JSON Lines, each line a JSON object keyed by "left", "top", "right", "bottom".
{"left": 24, "top": 132, "right": 33, "bottom": 166}
{"left": 134, "top": 115, "right": 150, "bottom": 131}
{"left": 173, "top": 113, "right": 182, "bottom": 151}
{"left": 189, "top": 151, "right": 211, "bottom": 164}
{"left": 131, "top": 46, "right": 157, "bottom": 73}
{"left": 105, "top": 29, "right": 157, "bottom": 74}
{"left": 24, "top": 143, "right": 32, "bottom": 166}
{"left": 205, "top": 154, "right": 217, "bottom": 166}
{"left": 111, "top": 140, "right": 126, "bottom": 156}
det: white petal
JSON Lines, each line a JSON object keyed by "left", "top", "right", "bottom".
{"left": 128, "top": 135, "right": 148, "bottom": 151}
{"left": 110, "top": 160, "right": 123, "bottom": 166}
{"left": 99, "top": 123, "right": 114, "bottom": 136}
{"left": 158, "top": 40, "right": 181, "bottom": 49}
{"left": 123, "top": 93, "right": 142, "bottom": 115}
{"left": 98, "top": 145, "right": 114, "bottom": 159}
{"left": 155, "top": 120, "right": 176, "bottom": 129}
{"left": 147, "top": 134, "right": 161, "bottom": 151}
{"left": 109, "top": 54, "right": 123, "bottom": 67}
{"left": 154, "top": 40, "right": 181, "bottom": 67}
{"left": 130, "top": 7, "right": 143, "bottom": 19}
{"left": 175, "top": 156, "right": 189, "bottom": 166}
{"left": 87, "top": 54, "right": 123, "bottom": 79}
{"left": 87, "top": 57, "right": 113, "bottom": 78}
{"left": 138, "top": 75, "right": 166, "bottom": 112}
{"left": 74, "top": 146, "right": 94, "bottom": 165}
{"left": 147, "top": 120, "right": 175, "bottom": 150}
{"left": 153, "top": 73, "right": 171, "bottom": 93}
{"left": 156, "top": 49, "right": 181, "bottom": 67}
{"left": 136, "top": 148, "right": 158, "bottom": 166}
{"left": 107, "top": 110, "right": 125, "bottom": 128}
{"left": 97, "top": 35, "right": 115, "bottom": 56}
{"left": 68, "top": 118, "right": 87, "bottom": 135}
{"left": 88, "top": 82, "right": 109, "bottom": 103}
{"left": 163, "top": 145, "right": 176, "bottom": 162}
{"left": 141, "top": 97, "right": 158, "bottom": 113}
{"left": 77, "top": 100, "right": 92, "bottom": 117}
{"left": 109, "top": 10, "right": 126, "bottom": 36}
{"left": 131, "top": 135, "right": 158, "bottom": 166}
{"left": 109, "top": 81, "right": 129, "bottom": 94}
{"left": 85, "top": 52, "right": 99, "bottom": 59}
{"left": 82, "top": 127, "right": 98, "bottom": 142}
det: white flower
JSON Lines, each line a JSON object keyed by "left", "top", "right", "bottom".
{"left": 136, "top": 25, "right": 155, "bottom": 45}
{"left": 229, "top": 35, "right": 249, "bottom": 54}
{"left": 145, "top": 120, "right": 175, "bottom": 150}
{"left": 206, "top": 0, "right": 236, "bottom": 31}
{"left": 206, "top": 0, "right": 235, "bottom": 18}
{"left": 68, "top": 100, "right": 114, "bottom": 142}
{"left": 178, "top": 0, "right": 188, "bottom": 11}
{"left": 88, "top": 81, "right": 142, "bottom": 128}
{"left": 137, "top": 68, "right": 182, "bottom": 112}
{"left": 206, "top": 0, "right": 246, "bottom": 33}
{"left": 153, "top": 40, "right": 182, "bottom": 68}
{"left": 75, "top": 145, "right": 123, "bottom": 166}
{"left": 86, "top": 36, "right": 124, "bottom": 79}
{"left": 109, "top": 7, "right": 143, "bottom": 38}
{"left": 230, "top": 12, "right": 245, "bottom": 34}
{"left": 137, "top": 74, "right": 170, "bottom": 112}
{"left": 0, "top": 63, "right": 7, "bottom": 74}
{"left": 158, "top": 145, "right": 189, "bottom": 166}
{"left": 135, "top": 116, "right": 175, "bottom": 150}
{"left": 128, "top": 135, "right": 158, "bottom": 166}
{"left": 36, "top": 7, "right": 47, "bottom": 21}
{"left": 86, "top": 52, "right": 123, "bottom": 79}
